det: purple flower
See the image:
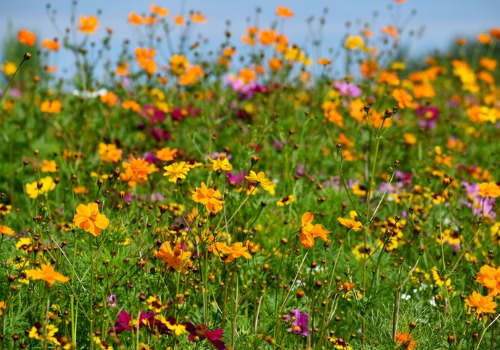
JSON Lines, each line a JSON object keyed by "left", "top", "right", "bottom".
{"left": 226, "top": 172, "right": 246, "bottom": 187}
{"left": 108, "top": 310, "right": 155, "bottom": 335}
{"left": 333, "top": 81, "right": 361, "bottom": 98}
{"left": 149, "top": 128, "right": 171, "bottom": 142}
{"left": 285, "top": 309, "right": 310, "bottom": 336}
{"left": 107, "top": 294, "right": 118, "bottom": 308}
{"left": 415, "top": 105, "right": 439, "bottom": 129}
{"left": 184, "top": 322, "right": 227, "bottom": 350}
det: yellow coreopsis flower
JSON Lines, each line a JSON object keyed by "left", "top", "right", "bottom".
{"left": 25, "top": 264, "right": 69, "bottom": 284}
{"left": 163, "top": 161, "right": 191, "bottom": 183}
{"left": 25, "top": 177, "right": 56, "bottom": 199}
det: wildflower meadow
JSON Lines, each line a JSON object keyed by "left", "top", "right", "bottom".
{"left": 1, "top": 1, "right": 500, "bottom": 349}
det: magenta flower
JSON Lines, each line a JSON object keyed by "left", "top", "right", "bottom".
{"left": 415, "top": 105, "right": 439, "bottom": 129}
{"left": 107, "top": 294, "right": 118, "bottom": 308}
{"left": 184, "top": 322, "right": 227, "bottom": 350}
{"left": 285, "top": 309, "right": 310, "bottom": 336}
{"left": 142, "top": 105, "right": 165, "bottom": 125}
{"left": 108, "top": 310, "right": 155, "bottom": 335}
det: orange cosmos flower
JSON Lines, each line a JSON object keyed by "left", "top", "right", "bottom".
{"left": 213, "top": 242, "right": 252, "bottom": 263}
{"left": 338, "top": 217, "right": 363, "bottom": 231}
{"left": 73, "top": 203, "right": 110, "bottom": 236}
{"left": 135, "top": 47, "right": 157, "bottom": 74}
{"left": 40, "top": 160, "right": 57, "bottom": 173}
{"left": 178, "top": 65, "right": 203, "bottom": 85}
{"left": 100, "top": 91, "right": 118, "bottom": 106}
{"left": 173, "top": 15, "right": 184, "bottom": 25}
{"left": 114, "top": 63, "right": 128, "bottom": 76}
{"left": 476, "top": 265, "right": 500, "bottom": 296}
{"left": 155, "top": 242, "right": 192, "bottom": 274}
{"left": 299, "top": 212, "right": 330, "bottom": 249}
{"left": 121, "top": 155, "right": 157, "bottom": 187}
{"left": 259, "top": 29, "right": 278, "bottom": 45}
{"left": 191, "top": 182, "right": 224, "bottom": 214}
{"left": 156, "top": 147, "right": 177, "bottom": 162}
{"left": 477, "top": 33, "right": 492, "bottom": 45}
{"left": 41, "top": 39, "right": 59, "bottom": 51}
{"left": 392, "top": 89, "right": 414, "bottom": 109}
{"left": 128, "top": 12, "right": 144, "bottom": 25}
{"left": 18, "top": 29, "right": 36, "bottom": 46}
{"left": 25, "top": 264, "right": 69, "bottom": 284}
{"left": 0, "top": 225, "right": 14, "bottom": 236}
{"left": 477, "top": 182, "right": 500, "bottom": 198}
{"left": 78, "top": 15, "right": 99, "bottom": 34}
{"left": 276, "top": 6, "right": 294, "bottom": 18}
{"left": 190, "top": 11, "right": 207, "bottom": 23}
{"left": 0, "top": 302, "right": 6, "bottom": 316}
{"left": 490, "top": 27, "right": 500, "bottom": 40}
{"left": 465, "top": 291, "right": 497, "bottom": 315}
{"left": 381, "top": 25, "right": 400, "bottom": 39}
{"left": 151, "top": 4, "right": 169, "bottom": 17}
{"left": 317, "top": 58, "right": 332, "bottom": 66}
{"left": 122, "top": 100, "right": 141, "bottom": 112}
{"left": 98, "top": 143, "right": 122, "bottom": 163}
{"left": 169, "top": 54, "right": 189, "bottom": 75}
{"left": 40, "top": 100, "right": 62, "bottom": 113}
{"left": 395, "top": 332, "right": 417, "bottom": 350}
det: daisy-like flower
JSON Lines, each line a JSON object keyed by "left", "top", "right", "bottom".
{"left": 245, "top": 170, "right": 275, "bottom": 195}
{"left": 476, "top": 264, "right": 500, "bottom": 296}
{"left": 156, "top": 147, "right": 177, "bottom": 162}
{"left": 191, "top": 182, "right": 224, "bottom": 214}
{"left": 299, "top": 212, "right": 330, "bottom": 249}
{"left": 163, "top": 161, "right": 191, "bottom": 183}
{"left": 121, "top": 155, "right": 157, "bottom": 187}
{"left": 338, "top": 217, "right": 363, "bottom": 231}
{"left": 73, "top": 203, "right": 110, "bottom": 236}
{"left": 78, "top": 15, "right": 99, "bottom": 34}
{"left": 155, "top": 242, "right": 192, "bottom": 274}
{"left": 25, "top": 264, "right": 69, "bottom": 284}
{"left": 0, "top": 225, "right": 14, "bottom": 236}
{"left": 98, "top": 143, "right": 122, "bottom": 163}
{"left": 477, "top": 182, "right": 500, "bottom": 198}
{"left": 0, "top": 301, "right": 6, "bottom": 316}
{"left": 285, "top": 309, "right": 310, "bottom": 336}
{"left": 25, "top": 176, "right": 56, "bottom": 199}
{"left": 184, "top": 322, "right": 227, "bottom": 350}
{"left": 395, "top": 332, "right": 417, "bottom": 350}
{"left": 207, "top": 153, "right": 233, "bottom": 171}
{"left": 465, "top": 291, "right": 497, "bottom": 315}
{"left": 213, "top": 242, "right": 252, "bottom": 262}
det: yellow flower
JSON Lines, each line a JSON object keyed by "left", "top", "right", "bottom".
{"left": 25, "top": 264, "right": 69, "bottom": 284}
{"left": 207, "top": 153, "right": 233, "bottom": 171}
{"left": 0, "top": 203, "right": 12, "bottom": 215}
{"left": 0, "top": 301, "right": 6, "bottom": 316}
{"left": 73, "top": 203, "right": 110, "bottom": 236}
{"left": 1, "top": 61, "right": 17, "bottom": 76}
{"left": 78, "top": 15, "right": 99, "bottom": 34}
{"left": 245, "top": 170, "right": 275, "bottom": 195}
{"left": 25, "top": 177, "right": 56, "bottom": 199}
{"left": 344, "top": 35, "right": 364, "bottom": 50}
{"left": 163, "top": 161, "right": 191, "bottom": 183}
{"left": 338, "top": 217, "right": 363, "bottom": 231}
{"left": 40, "top": 100, "right": 62, "bottom": 113}
{"left": 277, "top": 194, "right": 295, "bottom": 206}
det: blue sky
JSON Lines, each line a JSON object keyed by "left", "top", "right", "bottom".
{"left": 1, "top": 0, "right": 499, "bottom": 78}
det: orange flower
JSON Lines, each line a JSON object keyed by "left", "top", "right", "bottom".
{"left": 259, "top": 29, "right": 277, "bottom": 45}
{"left": 191, "top": 182, "right": 224, "bottom": 214}
{"left": 151, "top": 4, "right": 169, "bottom": 17}
{"left": 276, "top": 6, "right": 294, "bottom": 18}
{"left": 381, "top": 26, "right": 399, "bottom": 39}
{"left": 465, "top": 291, "right": 497, "bottom": 315}
{"left": 476, "top": 264, "right": 500, "bottom": 296}
{"left": 78, "top": 15, "right": 99, "bottom": 34}
{"left": 156, "top": 147, "right": 177, "bottom": 162}
{"left": 135, "top": 47, "right": 157, "bottom": 74}
{"left": 100, "top": 91, "right": 118, "bottom": 106}
{"left": 317, "top": 58, "right": 332, "bottom": 66}
{"left": 128, "top": 12, "right": 144, "bottom": 25}
{"left": 392, "top": 89, "right": 414, "bottom": 109}
{"left": 213, "top": 242, "right": 252, "bottom": 262}
{"left": 0, "top": 225, "right": 14, "bottom": 236}
{"left": 173, "top": 15, "right": 184, "bottom": 25}
{"left": 18, "top": 29, "right": 36, "bottom": 46}
{"left": 477, "top": 182, "right": 500, "bottom": 198}
{"left": 41, "top": 39, "right": 59, "bottom": 51}
{"left": 122, "top": 100, "right": 141, "bottom": 112}
{"left": 40, "top": 100, "right": 62, "bottom": 113}
{"left": 98, "top": 143, "right": 122, "bottom": 163}
{"left": 190, "top": 12, "right": 207, "bottom": 23}
{"left": 245, "top": 170, "right": 275, "bottom": 195}
{"left": 299, "top": 212, "right": 330, "bottom": 249}
{"left": 477, "top": 33, "right": 492, "bottom": 45}
{"left": 395, "top": 332, "right": 417, "bottom": 350}
{"left": 114, "top": 63, "right": 128, "bottom": 76}
{"left": 41, "top": 160, "right": 57, "bottom": 173}
{"left": 178, "top": 65, "right": 203, "bottom": 85}
{"left": 121, "top": 155, "right": 157, "bottom": 187}
{"left": 338, "top": 217, "right": 363, "bottom": 231}
{"left": 155, "top": 242, "right": 192, "bottom": 274}
{"left": 0, "top": 302, "right": 6, "bottom": 316}
{"left": 73, "top": 203, "right": 110, "bottom": 236}
{"left": 169, "top": 54, "right": 189, "bottom": 76}
{"left": 25, "top": 264, "right": 69, "bottom": 284}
